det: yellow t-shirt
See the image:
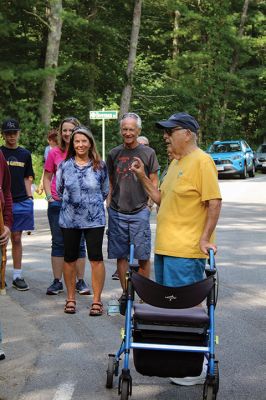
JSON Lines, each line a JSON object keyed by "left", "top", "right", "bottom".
{"left": 155, "top": 148, "right": 221, "bottom": 259}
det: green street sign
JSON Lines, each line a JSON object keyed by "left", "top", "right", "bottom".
{"left": 89, "top": 109, "right": 118, "bottom": 161}
{"left": 90, "top": 110, "right": 118, "bottom": 120}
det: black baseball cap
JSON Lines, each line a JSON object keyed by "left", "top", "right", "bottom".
{"left": 156, "top": 112, "right": 200, "bottom": 133}
{"left": 1, "top": 118, "right": 20, "bottom": 132}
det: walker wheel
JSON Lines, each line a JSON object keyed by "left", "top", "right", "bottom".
{"left": 106, "top": 355, "right": 116, "bottom": 388}
{"left": 120, "top": 379, "right": 130, "bottom": 400}
{"left": 203, "top": 360, "right": 219, "bottom": 399}
{"left": 213, "top": 361, "right": 219, "bottom": 394}
{"left": 203, "top": 384, "right": 216, "bottom": 400}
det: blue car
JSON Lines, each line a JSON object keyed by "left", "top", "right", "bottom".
{"left": 207, "top": 140, "right": 256, "bottom": 179}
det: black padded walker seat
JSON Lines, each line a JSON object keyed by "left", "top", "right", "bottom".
{"left": 134, "top": 303, "right": 210, "bottom": 327}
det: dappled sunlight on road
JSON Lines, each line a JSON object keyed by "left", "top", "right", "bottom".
{"left": 218, "top": 223, "right": 265, "bottom": 231}
{"left": 58, "top": 342, "right": 87, "bottom": 350}
{"left": 219, "top": 175, "right": 266, "bottom": 203}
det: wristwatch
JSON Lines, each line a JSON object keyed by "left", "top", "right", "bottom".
{"left": 45, "top": 194, "right": 53, "bottom": 201}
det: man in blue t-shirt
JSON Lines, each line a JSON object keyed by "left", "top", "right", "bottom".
{"left": 1, "top": 118, "right": 35, "bottom": 291}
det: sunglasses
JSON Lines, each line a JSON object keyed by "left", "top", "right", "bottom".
{"left": 71, "top": 126, "right": 92, "bottom": 136}
{"left": 164, "top": 127, "right": 184, "bottom": 135}
{"left": 61, "top": 117, "right": 80, "bottom": 125}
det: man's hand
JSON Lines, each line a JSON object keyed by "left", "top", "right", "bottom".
{"left": 130, "top": 157, "right": 146, "bottom": 179}
{"left": 0, "top": 226, "right": 11, "bottom": 246}
{"left": 130, "top": 157, "right": 161, "bottom": 205}
{"left": 199, "top": 239, "right": 217, "bottom": 255}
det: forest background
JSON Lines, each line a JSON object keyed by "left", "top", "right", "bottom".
{"left": 0, "top": 0, "right": 265, "bottom": 182}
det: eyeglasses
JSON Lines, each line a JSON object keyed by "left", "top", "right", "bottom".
{"left": 71, "top": 126, "right": 92, "bottom": 136}
{"left": 61, "top": 117, "right": 80, "bottom": 125}
{"left": 72, "top": 127, "right": 84, "bottom": 134}
{"left": 121, "top": 112, "right": 140, "bottom": 120}
{"left": 164, "top": 127, "right": 184, "bottom": 135}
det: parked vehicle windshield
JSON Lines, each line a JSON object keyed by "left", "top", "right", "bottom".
{"left": 208, "top": 143, "right": 241, "bottom": 153}
{"left": 257, "top": 144, "right": 266, "bottom": 153}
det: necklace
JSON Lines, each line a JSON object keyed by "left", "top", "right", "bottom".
{"left": 75, "top": 158, "right": 89, "bottom": 166}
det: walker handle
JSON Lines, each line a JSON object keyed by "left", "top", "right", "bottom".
{"left": 129, "top": 243, "right": 135, "bottom": 266}
{"left": 208, "top": 248, "right": 215, "bottom": 271}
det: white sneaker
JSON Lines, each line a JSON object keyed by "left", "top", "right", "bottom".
{"left": 170, "top": 360, "right": 207, "bottom": 386}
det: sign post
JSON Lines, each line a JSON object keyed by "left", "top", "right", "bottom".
{"left": 89, "top": 109, "right": 118, "bottom": 161}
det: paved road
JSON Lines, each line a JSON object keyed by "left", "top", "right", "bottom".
{"left": 0, "top": 174, "right": 266, "bottom": 400}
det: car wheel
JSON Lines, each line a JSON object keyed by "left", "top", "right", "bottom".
{"left": 248, "top": 163, "right": 255, "bottom": 178}
{"left": 240, "top": 163, "right": 248, "bottom": 179}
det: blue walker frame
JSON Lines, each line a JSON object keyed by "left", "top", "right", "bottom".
{"left": 106, "top": 244, "right": 219, "bottom": 399}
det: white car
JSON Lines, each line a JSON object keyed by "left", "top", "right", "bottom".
{"left": 255, "top": 144, "right": 266, "bottom": 173}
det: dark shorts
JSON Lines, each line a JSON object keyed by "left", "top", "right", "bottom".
{"left": 107, "top": 207, "right": 151, "bottom": 260}
{"left": 61, "top": 227, "right": 105, "bottom": 262}
{"left": 154, "top": 255, "right": 206, "bottom": 287}
{"left": 12, "top": 199, "right": 34, "bottom": 232}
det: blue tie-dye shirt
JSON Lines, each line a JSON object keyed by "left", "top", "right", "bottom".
{"left": 56, "top": 158, "right": 109, "bottom": 229}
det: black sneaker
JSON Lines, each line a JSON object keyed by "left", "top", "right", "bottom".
{"left": 46, "top": 279, "right": 63, "bottom": 295}
{"left": 0, "top": 350, "right": 5, "bottom": 360}
{"left": 112, "top": 270, "right": 119, "bottom": 280}
{"left": 76, "top": 279, "right": 91, "bottom": 295}
{"left": 12, "top": 277, "right": 29, "bottom": 291}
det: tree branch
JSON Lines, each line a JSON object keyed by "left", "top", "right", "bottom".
{"left": 23, "top": 9, "right": 51, "bottom": 30}
{"left": 136, "top": 93, "right": 178, "bottom": 98}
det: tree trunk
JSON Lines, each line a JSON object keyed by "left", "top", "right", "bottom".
{"left": 119, "top": 0, "right": 142, "bottom": 120}
{"left": 39, "top": 0, "right": 63, "bottom": 127}
{"left": 172, "top": 10, "right": 180, "bottom": 59}
{"left": 219, "top": 0, "right": 250, "bottom": 130}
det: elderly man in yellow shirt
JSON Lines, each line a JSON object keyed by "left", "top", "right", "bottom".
{"left": 131, "top": 112, "right": 221, "bottom": 284}
{"left": 130, "top": 112, "right": 222, "bottom": 385}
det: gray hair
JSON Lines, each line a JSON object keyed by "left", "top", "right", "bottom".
{"left": 120, "top": 112, "right": 142, "bottom": 129}
{"left": 137, "top": 136, "right": 149, "bottom": 146}
{"left": 190, "top": 131, "right": 198, "bottom": 143}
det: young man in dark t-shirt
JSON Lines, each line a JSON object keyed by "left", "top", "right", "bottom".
{"left": 1, "top": 118, "right": 34, "bottom": 291}
{"left": 106, "top": 112, "right": 159, "bottom": 296}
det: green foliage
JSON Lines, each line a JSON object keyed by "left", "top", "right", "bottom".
{"left": 0, "top": 0, "right": 264, "bottom": 167}
{"left": 31, "top": 153, "right": 44, "bottom": 185}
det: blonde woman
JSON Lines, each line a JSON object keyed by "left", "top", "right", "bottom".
{"left": 43, "top": 117, "right": 90, "bottom": 296}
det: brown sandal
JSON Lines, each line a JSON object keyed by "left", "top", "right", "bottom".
{"left": 64, "top": 300, "right": 76, "bottom": 314}
{"left": 89, "top": 302, "right": 103, "bottom": 316}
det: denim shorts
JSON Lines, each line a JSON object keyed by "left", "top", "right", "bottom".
{"left": 12, "top": 199, "right": 34, "bottom": 232}
{"left": 107, "top": 207, "right": 151, "bottom": 260}
{"left": 154, "top": 254, "right": 206, "bottom": 287}
{"left": 47, "top": 201, "right": 86, "bottom": 258}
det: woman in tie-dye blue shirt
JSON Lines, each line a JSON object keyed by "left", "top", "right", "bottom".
{"left": 56, "top": 126, "right": 109, "bottom": 316}
{"left": 57, "top": 156, "right": 109, "bottom": 229}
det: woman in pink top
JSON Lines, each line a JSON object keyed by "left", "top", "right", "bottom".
{"left": 43, "top": 117, "right": 90, "bottom": 296}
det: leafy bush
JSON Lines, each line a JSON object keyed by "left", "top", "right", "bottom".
{"left": 32, "top": 153, "right": 44, "bottom": 184}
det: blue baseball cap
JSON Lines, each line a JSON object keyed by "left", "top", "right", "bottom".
{"left": 1, "top": 118, "right": 20, "bottom": 132}
{"left": 156, "top": 112, "right": 200, "bottom": 133}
